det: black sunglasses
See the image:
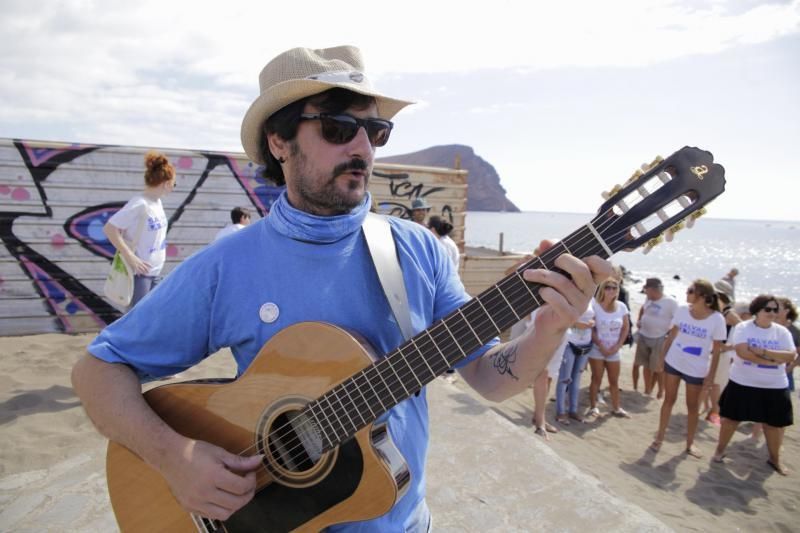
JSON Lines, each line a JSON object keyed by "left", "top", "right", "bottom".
{"left": 299, "top": 113, "right": 393, "bottom": 147}
{"left": 763, "top": 306, "right": 779, "bottom": 313}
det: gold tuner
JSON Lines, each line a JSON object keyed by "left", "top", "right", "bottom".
{"left": 647, "top": 235, "right": 663, "bottom": 248}
{"left": 625, "top": 169, "right": 643, "bottom": 185}
{"left": 690, "top": 208, "right": 707, "bottom": 220}
{"left": 646, "top": 155, "right": 664, "bottom": 171}
{"left": 601, "top": 185, "right": 622, "bottom": 199}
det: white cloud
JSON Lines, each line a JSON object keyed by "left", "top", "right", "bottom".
{"left": 1, "top": 0, "right": 798, "bottom": 220}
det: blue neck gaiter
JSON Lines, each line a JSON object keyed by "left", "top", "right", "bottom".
{"left": 267, "top": 190, "right": 371, "bottom": 244}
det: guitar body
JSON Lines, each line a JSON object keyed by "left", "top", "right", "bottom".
{"left": 107, "top": 322, "right": 410, "bottom": 532}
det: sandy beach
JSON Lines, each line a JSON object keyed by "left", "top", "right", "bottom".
{"left": 0, "top": 332, "right": 797, "bottom": 531}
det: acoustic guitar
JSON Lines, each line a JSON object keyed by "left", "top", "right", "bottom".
{"left": 106, "top": 146, "right": 726, "bottom": 531}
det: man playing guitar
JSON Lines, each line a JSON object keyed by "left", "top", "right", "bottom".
{"left": 72, "top": 45, "right": 610, "bottom": 531}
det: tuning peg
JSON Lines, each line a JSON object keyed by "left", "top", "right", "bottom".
{"left": 691, "top": 208, "right": 707, "bottom": 220}
{"left": 644, "top": 155, "right": 664, "bottom": 172}
{"left": 643, "top": 235, "right": 663, "bottom": 253}
{"left": 625, "top": 169, "right": 643, "bottom": 186}
{"left": 664, "top": 221, "right": 686, "bottom": 241}
{"left": 601, "top": 184, "right": 623, "bottom": 200}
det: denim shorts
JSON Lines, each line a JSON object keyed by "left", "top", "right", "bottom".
{"left": 664, "top": 360, "right": 705, "bottom": 386}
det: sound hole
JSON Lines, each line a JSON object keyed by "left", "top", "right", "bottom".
{"left": 267, "top": 409, "right": 322, "bottom": 472}
{"left": 258, "top": 404, "right": 334, "bottom": 487}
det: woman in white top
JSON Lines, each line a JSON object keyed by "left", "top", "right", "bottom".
{"left": 104, "top": 151, "right": 175, "bottom": 309}
{"left": 427, "top": 216, "right": 460, "bottom": 270}
{"left": 713, "top": 295, "right": 795, "bottom": 475}
{"left": 587, "top": 277, "right": 630, "bottom": 418}
{"left": 651, "top": 279, "right": 726, "bottom": 458}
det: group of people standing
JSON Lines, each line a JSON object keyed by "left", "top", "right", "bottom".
{"left": 516, "top": 266, "right": 798, "bottom": 476}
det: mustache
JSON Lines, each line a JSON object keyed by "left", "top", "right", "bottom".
{"left": 331, "top": 158, "right": 368, "bottom": 178}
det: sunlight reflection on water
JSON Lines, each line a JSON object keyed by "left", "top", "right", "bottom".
{"left": 466, "top": 212, "right": 800, "bottom": 305}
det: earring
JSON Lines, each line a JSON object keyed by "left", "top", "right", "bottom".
{"left": 278, "top": 156, "right": 286, "bottom": 164}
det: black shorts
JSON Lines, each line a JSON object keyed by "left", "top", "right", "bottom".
{"left": 664, "top": 361, "right": 705, "bottom": 386}
{"left": 719, "top": 380, "right": 794, "bottom": 427}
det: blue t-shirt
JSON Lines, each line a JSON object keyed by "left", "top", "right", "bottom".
{"left": 89, "top": 191, "right": 495, "bottom": 531}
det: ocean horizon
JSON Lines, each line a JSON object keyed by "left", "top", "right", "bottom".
{"left": 465, "top": 211, "right": 800, "bottom": 306}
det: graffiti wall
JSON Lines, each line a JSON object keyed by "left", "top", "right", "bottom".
{"left": 0, "top": 138, "right": 467, "bottom": 336}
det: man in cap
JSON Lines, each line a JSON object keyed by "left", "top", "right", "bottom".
{"left": 72, "top": 45, "right": 611, "bottom": 530}
{"left": 410, "top": 197, "right": 431, "bottom": 225}
{"left": 634, "top": 278, "right": 678, "bottom": 397}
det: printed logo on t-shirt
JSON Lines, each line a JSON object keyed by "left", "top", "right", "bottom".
{"left": 147, "top": 216, "right": 166, "bottom": 231}
{"left": 678, "top": 343, "right": 702, "bottom": 357}
{"left": 679, "top": 321, "right": 709, "bottom": 339}
{"left": 742, "top": 337, "right": 784, "bottom": 368}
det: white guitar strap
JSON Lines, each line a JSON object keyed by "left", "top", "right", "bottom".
{"left": 362, "top": 212, "right": 414, "bottom": 340}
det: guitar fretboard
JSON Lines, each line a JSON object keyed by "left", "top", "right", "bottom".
{"left": 304, "top": 223, "right": 611, "bottom": 451}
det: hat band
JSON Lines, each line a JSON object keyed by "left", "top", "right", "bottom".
{"left": 305, "top": 70, "right": 373, "bottom": 88}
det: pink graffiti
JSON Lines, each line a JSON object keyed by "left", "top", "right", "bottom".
{"left": 0, "top": 185, "right": 9, "bottom": 195}
{"left": 177, "top": 156, "right": 193, "bottom": 169}
{"left": 51, "top": 233, "right": 66, "bottom": 248}
{"left": 166, "top": 244, "right": 179, "bottom": 257}
{"left": 11, "top": 187, "right": 30, "bottom": 201}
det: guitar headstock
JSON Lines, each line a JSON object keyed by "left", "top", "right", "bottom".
{"left": 593, "top": 146, "right": 725, "bottom": 255}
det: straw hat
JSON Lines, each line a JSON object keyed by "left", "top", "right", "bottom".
{"left": 713, "top": 279, "right": 734, "bottom": 300}
{"left": 240, "top": 45, "right": 414, "bottom": 164}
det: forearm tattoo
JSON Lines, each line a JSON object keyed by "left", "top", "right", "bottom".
{"left": 491, "top": 344, "right": 519, "bottom": 380}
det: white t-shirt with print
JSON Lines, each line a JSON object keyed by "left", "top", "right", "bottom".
{"left": 591, "top": 299, "right": 629, "bottom": 355}
{"left": 664, "top": 306, "right": 727, "bottom": 378}
{"left": 639, "top": 295, "right": 678, "bottom": 338}
{"left": 509, "top": 308, "right": 569, "bottom": 376}
{"left": 108, "top": 194, "right": 168, "bottom": 276}
{"left": 437, "top": 235, "right": 460, "bottom": 269}
{"left": 214, "top": 223, "right": 246, "bottom": 242}
{"left": 730, "top": 320, "right": 793, "bottom": 389}
{"left": 566, "top": 305, "right": 595, "bottom": 346}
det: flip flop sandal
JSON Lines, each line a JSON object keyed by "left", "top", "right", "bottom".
{"left": 767, "top": 459, "right": 789, "bottom": 475}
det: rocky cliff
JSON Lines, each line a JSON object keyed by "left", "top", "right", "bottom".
{"left": 377, "top": 145, "right": 519, "bottom": 212}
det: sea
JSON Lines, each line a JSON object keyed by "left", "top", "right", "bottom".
{"left": 465, "top": 212, "right": 800, "bottom": 308}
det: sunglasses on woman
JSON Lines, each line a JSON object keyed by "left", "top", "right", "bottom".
{"left": 604, "top": 285, "right": 619, "bottom": 290}
{"left": 762, "top": 306, "right": 779, "bottom": 313}
{"left": 299, "top": 113, "right": 393, "bottom": 147}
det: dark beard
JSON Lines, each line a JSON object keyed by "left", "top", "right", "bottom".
{"left": 290, "top": 146, "right": 370, "bottom": 215}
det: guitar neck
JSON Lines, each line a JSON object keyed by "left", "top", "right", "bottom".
{"left": 306, "top": 222, "right": 611, "bottom": 451}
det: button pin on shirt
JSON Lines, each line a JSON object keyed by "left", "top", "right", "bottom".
{"left": 259, "top": 302, "right": 280, "bottom": 323}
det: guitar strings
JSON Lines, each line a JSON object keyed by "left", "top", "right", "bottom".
{"left": 232, "top": 205, "right": 647, "bottom": 464}
{"left": 233, "top": 200, "right": 676, "bottom": 465}
{"left": 240, "top": 208, "right": 650, "bottom": 464}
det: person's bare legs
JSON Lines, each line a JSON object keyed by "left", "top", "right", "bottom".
{"left": 607, "top": 360, "right": 623, "bottom": 411}
{"left": 632, "top": 363, "right": 640, "bottom": 392}
{"left": 684, "top": 383, "right": 703, "bottom": 457}
{"left": 763, "top": 424, "right": 788, "bottom": 475}
{"left": 533, "top": 370, "right": 551, "bottom": 439}
{"left": 588, "top": 358, "right": 605, "bottom": 414}
{"left": 643, "top": 367, "right": 655, "bottom": 395}
{"left": 713, "top": 417, "right": 740, "bottom": 461}
{"left": 655, "top": 371, "right": 665, "bottom": 399}
{"left": 750, "top": 422, "right": 763, "bottom": 443}
{"left": 652, "top": 372, "right": 681, "bottom": 451}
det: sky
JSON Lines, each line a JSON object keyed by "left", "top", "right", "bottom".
{"left": 2, "top": 0, "right": 799, "bottom": 221}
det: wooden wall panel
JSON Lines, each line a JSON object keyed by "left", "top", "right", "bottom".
{"left": 0, "top": 139, "right": 468, "bottom": 335}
